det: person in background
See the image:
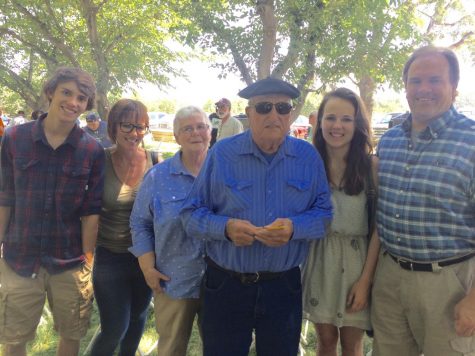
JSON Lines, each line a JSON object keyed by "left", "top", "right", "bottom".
{"left": 0, "top": 67, "right": 105, "bottom": 356}
{"left": 130, "top": 106, "right": 211, "bottom": 356}
{"left": 8, "top": 110, "right": 27, "bottom": 127}
{"left": 302, "top": 88, "right": 379, "bottom": 356}
{"left": 307, "top": 110, "right": 318, "bottom": 139}
{"left": 89, "top": 99, "right": 155, "bottom": 356}
{"left": 0, "top": 109, "right": 8, "bottom": 126}
{"left": 181, "top": 77, "right": 333, "bottom": 356}
{"left": 0, "top": 110, "right": 5, "bottom": 144}
{"left": 215, "top": 97, "right": 243, "bottom": 141}
{"left": 83, "top": 112, "right": 113, "bottom": 148}
{"left": 208, "top": 112, "right": 219, "bottom": 147}
{"left": 31, "top": 110, "right": 44, "bottom": 121}
{"left": 372, "top": 46, "right": 475, "bottom": 355}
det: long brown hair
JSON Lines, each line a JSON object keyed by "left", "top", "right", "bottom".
{"left": 313, "top": 87, "right": 373, "bottom": 195}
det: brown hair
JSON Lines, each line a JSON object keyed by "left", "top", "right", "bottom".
{"left": 313, "top": 87, "right": 373, "bottom": 195}
{"left": 107, "top": 99, "right": 149, "bottom": 143}
{"left": 403, "top": 46, "right": 460, "bottom": 87}
{"left": 42, "top": 67, "right": 96, "bottom": 110}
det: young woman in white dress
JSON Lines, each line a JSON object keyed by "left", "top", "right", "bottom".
{"left": 302, "top": 88, "right": 380, "bottom": 356}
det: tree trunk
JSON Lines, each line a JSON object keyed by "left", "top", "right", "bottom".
{"left": 256, "top": 0, "right": 277, "bottom": 79}
{"left": 357, "top": 75, "right": 375, "bottom": 122}
{"left": 81, "top": 0, "right": 111, "bottom": 119}
{"left": 95, "top": 90, "right": 110, "bottom": 120}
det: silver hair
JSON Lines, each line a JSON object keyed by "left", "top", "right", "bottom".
{"left": 173, "top": 106, "right": 211, "bottom": 135}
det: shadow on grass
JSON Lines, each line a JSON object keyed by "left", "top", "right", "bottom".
{"left": 25, "top": 301, "right": 373, "bottom": 355}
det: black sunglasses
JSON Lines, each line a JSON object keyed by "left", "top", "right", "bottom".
{"left": 252, "top": 102, "right": 293, "bottom": 115}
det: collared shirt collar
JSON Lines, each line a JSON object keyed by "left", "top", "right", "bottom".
{"left": 238, "top": 130, "right": 298, "bottom": 159}
{"left": 402, "top": 106, "right": 456, "bottom": 140}
{"left": 31, "top": 113, "right": 83, "bottom": 148}
{"left": 169, "top": 150, "right": 193, "bottom": 176}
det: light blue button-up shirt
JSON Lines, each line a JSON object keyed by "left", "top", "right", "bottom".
{"left": 129, "top": 152, "right": 205, "bottom": 299}
{"left": 181, "top": 130, "right": 332, "bottom": 273}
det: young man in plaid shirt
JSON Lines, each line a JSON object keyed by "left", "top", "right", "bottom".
{"left": 0, "top": 67, "right": 105, "bottom": 356}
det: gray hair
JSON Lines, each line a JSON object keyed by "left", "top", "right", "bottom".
{"left": 173, "top": 106, "right": 211, "bottom": 135}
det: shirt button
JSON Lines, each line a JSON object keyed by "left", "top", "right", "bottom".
{"left": 268, "top": 213, "right": 273, "bottom": 217}
{"left": 400, "top": 190, "right": 404, "bottom": 193}
{"left": 337, "top": 312, "right": 343, "bottom": 318}
{"left": 395, "top": 214, "right": 400, "bottom": 218}
{"left": 405, "top": 166, "right": 410, "bottom": 171}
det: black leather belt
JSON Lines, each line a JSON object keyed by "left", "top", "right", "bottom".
{"left": 205, "top": 257, "right": 292, "bottom": 284}
{"left": 388, "top": 252, "right": 475, "bottom": 272}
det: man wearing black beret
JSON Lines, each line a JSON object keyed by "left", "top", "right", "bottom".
{"left": 182, "top": 77, "right": 333, "bottom": 355}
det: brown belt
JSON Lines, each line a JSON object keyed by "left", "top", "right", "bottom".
{"left": 388, "top": 252, "right": 475, "bottom": 272}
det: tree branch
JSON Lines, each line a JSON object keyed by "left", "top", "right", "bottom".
{"left": 43, "top": 0, "right": 63, "bottom": 34}
{"left": 11, "top": 0, "right": 80, "bottom": 66}
{"left": 449, "top": 31, "right": 474, "bottom": 49}
{"left": 0, "top": 63, "right": 40, "bottom": 108}
{"left": 0, "top": 27, "right": 59, "bottom": 66}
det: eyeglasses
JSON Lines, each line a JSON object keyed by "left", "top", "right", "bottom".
{"left": 119, "top": 122, "right": 149, "bottom": 134}
{"left": 251, "top": 102, "right": 293, "bottom": 115}
{"left": 179, "top": 123, "right": 210, "bottom": 135}
{"left": 215, "top": 105, "right": 228, "bottom": 111}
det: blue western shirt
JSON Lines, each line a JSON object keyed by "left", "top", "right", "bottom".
{"left": 377, "top": 107, "right": 475, "bottom": 262}
{"left": 181, "top": 130, "right": 333, "bottom": 273}
{"left": 129, "top": 151, "right": 205, "bottom": 299}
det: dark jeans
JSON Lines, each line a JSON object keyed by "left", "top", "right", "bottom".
{"left": 90, "top": 246, "right": 152, "bottom": 356}
{"left": 202, "top": 263, "right": 302, "bottom": 356}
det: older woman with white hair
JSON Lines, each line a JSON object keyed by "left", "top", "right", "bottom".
{"left": 130, "top": 105, "right": 211, "bottom": 356}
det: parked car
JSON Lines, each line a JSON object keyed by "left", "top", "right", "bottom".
{"left": 388, "top": 112, "right": 409, "bottom": 128}
{"left": 290, "top": 115, "right": 311, "bottom": 139}
{"left": 148, "top": 112, "right": 167, "bottom": 130}
{"left": 372, "top": 112, "right": 405, "bottom": 142}
{"left": 234, "top": 113, "right": 249, "bottom": 130}
{"left": 149, "top": 112, "right": 175, "bottom": 143}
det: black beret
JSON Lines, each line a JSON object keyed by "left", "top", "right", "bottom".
{"left": 238, "top": 77, "right": 300, "bottom": 99}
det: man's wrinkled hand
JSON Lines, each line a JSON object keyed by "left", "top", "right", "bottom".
{"left": 253, "top": 218, "right": 293, "bottom": 247}
{"left": 225, "top": 218, "right": 258, "bottom": 247}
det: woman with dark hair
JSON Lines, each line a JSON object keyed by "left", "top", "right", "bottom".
{"left": 90, "top": 99, "right": 156, "bottom": 356}
{"left": 302, "top": 88, "right": 380, "bottom": 356}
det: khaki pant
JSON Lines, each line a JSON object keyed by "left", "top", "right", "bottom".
{"left": 154, "top": 292, "right": 201, "bottom": 356}
{"left": 0, "top": 259, "right": 93, "bottom": 344}
{"left": 371, "top": 251, "right": 475, "bottom": 356}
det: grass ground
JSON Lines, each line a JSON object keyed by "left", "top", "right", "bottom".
{"left": 23, "top": 302, "right": 373, "bottom": 355}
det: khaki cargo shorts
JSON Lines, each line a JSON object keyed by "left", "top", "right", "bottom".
{"left": 0, "top": 259, "right": 93, "bottom": 344}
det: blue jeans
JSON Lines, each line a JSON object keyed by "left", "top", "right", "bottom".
{"left": 90, "top": 246, "right": 152, "bottom": 356}
{"left": 202, "top": 263, "right": 302, "bottom": 356}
